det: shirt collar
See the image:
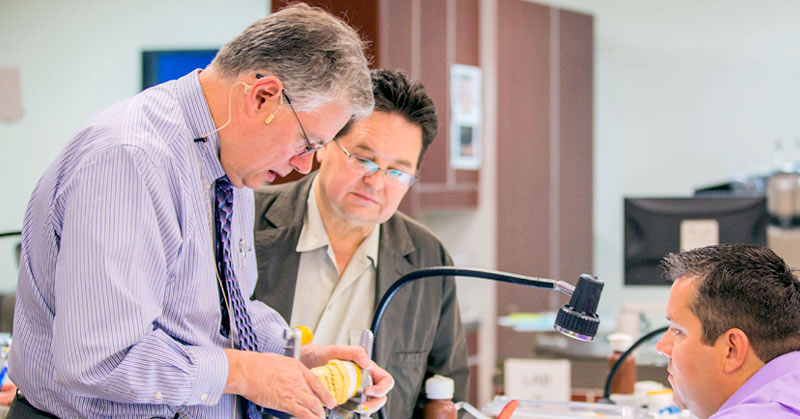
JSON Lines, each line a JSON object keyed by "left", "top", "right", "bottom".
{"left": 175, "top": 69, "right": 225, "bottom": 182}
{"left": 297, "top": 175, "right": 330, "bottom": 253}
{"left": 360, "top": 218, "right": 380, "bottom": 267}
{"left": 717, "top": 350, "right": 800, "bottom": 412}
{"left": 297, "top": 175, "right": 379, "bottom": 266}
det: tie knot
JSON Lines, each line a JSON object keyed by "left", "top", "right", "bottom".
{"left": 216, "top": 175, "right": 231, "bottom": 188}
{"left": 216, "top": 175, "right": 233, "bottom": 195}
{"left": 215, "top": 176, "right": 234, "bottom": 212}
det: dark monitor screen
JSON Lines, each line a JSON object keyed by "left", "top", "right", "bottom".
{"left": 624, "top": 196, "right": 768, "bottom": 285}
{"left": 142, "top": 49, "right": 218, "bottom": 90}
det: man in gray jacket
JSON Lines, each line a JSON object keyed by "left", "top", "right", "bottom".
{"left": 253, "top": 69, "right": 468, "bottom": 418}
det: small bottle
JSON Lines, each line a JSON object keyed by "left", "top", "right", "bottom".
{"left": 608, "top": 333, "right": 636, "bottom": 394}
{"left": 423, "top": 375, "right": 457, "bottom": 419}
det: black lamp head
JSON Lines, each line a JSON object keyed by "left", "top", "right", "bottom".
{"left": 554, "top": 274, "right": 604, "bottom": 341}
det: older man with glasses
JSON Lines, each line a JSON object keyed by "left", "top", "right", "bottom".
{"left": 8, "top": 5, "right": 394, "bottom": 419}
{"left": 253, "top": 69, "right": 469, "bottom": 419}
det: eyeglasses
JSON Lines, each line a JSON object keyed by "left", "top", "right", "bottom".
{"left": 282, "top": 91, "right": 325, "bottom": 157}
{"left": 255, "top": 74, "right": 323, "bottom": 157}
{"left": 333, "top": 140, "right": 417, "bottom": 187}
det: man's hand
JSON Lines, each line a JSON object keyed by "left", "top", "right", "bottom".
{"left": 300, "top": 344, "right": 395, "bottom": 412}
{"left": 224, "top": 349, "right": 335, "bottom": 419}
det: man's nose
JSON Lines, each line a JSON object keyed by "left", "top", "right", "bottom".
{"left": 362, "top": 169, "right": 385, "bottom": 189}
{"left": 290, "top": 151, "right": 315, "bottom": 175}
{"left": 655, "top": 331, "right": 673, "bottom": 357}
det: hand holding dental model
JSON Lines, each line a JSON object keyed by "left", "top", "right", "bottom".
{"left": 285, "top": 327, "right": 394, "bottom": 418}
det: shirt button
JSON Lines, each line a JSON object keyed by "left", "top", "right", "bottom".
{"left": 200, "top": 393, "right": 208, "bottom": 401}
{"left": 154, "top": 391, "right": 162, "bottom": 400}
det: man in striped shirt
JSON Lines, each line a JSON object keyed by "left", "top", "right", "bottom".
{"left": 8, "top": 4, "right": 392, "bottom": 419}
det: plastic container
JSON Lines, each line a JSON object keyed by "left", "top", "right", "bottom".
{"left": 608, "top": 333, "right": 636, "bottom": 394}
{"left": 423, "top": 375, "right": 457, "bottom": 419}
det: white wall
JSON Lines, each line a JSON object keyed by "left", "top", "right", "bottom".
{"left": 0, "top": 0, "right": 271, "bottom": 293}
{"left": 527, "top": 0, "right": 800, "bottom": 323}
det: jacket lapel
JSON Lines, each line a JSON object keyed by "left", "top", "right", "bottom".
{"left": 373, "top": 214, "right": 417, "bottom": 365}
{"left": 252, "top": 175, "right": 316, "bottom": 322}
{"left": 253, "top": 227, "right": 302, "bottom": 321}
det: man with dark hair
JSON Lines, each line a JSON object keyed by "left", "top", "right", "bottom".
{"left": 656, "top": 243, "right": 800, "bottom": 418}
{"left": 253, "top": 69, "right": 468, "bottom": 418}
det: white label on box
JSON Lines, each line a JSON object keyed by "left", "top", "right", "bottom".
{"left": 504, "top": 358, "right": 570, "bottom": 401}
{"left": 680, "top": 219, "right": 719, "bottom": 251}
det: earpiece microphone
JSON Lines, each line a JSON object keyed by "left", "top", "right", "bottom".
{"left": 240, "top": 78, "right": 284, "bottom": 125}
{"left": 194, "top": 79, "right": 284, "bottom": 140}
{"left": 264, "top": 93, "right": 284, "bottom": 125}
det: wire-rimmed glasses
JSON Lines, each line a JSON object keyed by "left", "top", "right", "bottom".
{"left": 333, "top": 140, "right": 417, "bottom": 187}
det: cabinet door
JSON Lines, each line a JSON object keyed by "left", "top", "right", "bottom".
{"left": 496, "top": 1, "right": 594, "bottom": 359}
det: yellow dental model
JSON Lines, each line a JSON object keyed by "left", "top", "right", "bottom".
{"left": 312, "top": 359, "right": 362, "bottom": 405}
{"left": 286, "top": 325, "right": 372, "bottom": 415}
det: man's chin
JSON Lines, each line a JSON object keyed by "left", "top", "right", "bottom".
{"left": 666, "top": 376, "right": 686, "bottom": 409}
{"left": 241, "top": 171, "right": 277, "bottom": 189}
{"left": 339, "top": 208, "right": 384, "bottom": 227}
{"left": 672, "top": 389, "right": 688, "bottom": 410}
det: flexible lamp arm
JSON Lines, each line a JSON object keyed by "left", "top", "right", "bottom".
{"left": 369, "top": 266, "right": 603, "bottom": 361}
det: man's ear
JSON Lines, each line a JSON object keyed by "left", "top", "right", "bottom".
{"left": 246, "top": 75, "right": 283, "bottom": 115}
{"left": 720, "top": 328, "right": 750, "bottom": 374}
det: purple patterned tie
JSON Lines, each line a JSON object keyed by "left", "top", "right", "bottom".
{"left": 214, "top": 176, "right": 262, "bottom": 419}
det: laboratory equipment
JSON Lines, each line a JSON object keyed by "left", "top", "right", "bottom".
{"left": 766, "top": 171, "right": 800, "bottom": 269}
{"left": 370, "top": 267, "right": 604, "bottom": 351}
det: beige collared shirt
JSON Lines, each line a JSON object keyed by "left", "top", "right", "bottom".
{"left": 289, "top": 176, "right": 379, "bottom": 346}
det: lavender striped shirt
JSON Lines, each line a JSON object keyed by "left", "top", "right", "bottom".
{"left": 10, "top": 70, "right": 290, "bottom": 418}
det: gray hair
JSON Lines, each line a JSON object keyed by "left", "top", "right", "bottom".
{"left": 210, "top": 3, "right": 373, "bottom": 119}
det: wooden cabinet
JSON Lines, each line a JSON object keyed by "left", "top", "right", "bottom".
{"left": 495, "top": 0, "right": 594, "bottom": 360}
{"left": 384, "top": 0, "right": 481, "bottom": 215}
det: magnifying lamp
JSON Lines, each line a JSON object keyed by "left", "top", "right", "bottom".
{"left": 367, "top": 267, "right": 604, "bottom": 419}
{"left": 370, "top": 266, "right": 604, "bottom": 356}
